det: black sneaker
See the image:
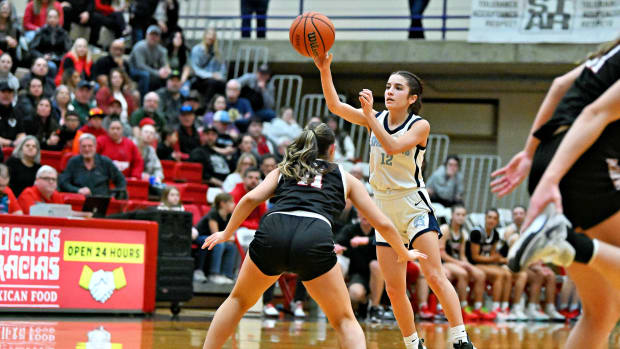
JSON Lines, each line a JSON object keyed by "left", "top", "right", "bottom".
{"left": 507, "top": 204, "right": 575, "bottom": 272}
{"left": 382, "top": 305, "right": 396, "bottom": 321}
{"left": 453, "top": 340, "right": 476, "bottom": 349}
{"left": 418, "top": 338, "right": 426, "bottom": 349}
{"left": 368, "top": 305, "right": 384, "bottom": 323}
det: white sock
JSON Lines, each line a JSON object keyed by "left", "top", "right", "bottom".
{"left": 419, "top": 302, "right": 427, "bottom": 309}
{"left": 437, "top": 303, "right": 443, "bottom": 311}
{"left": 501, "top": 301, "right": 509, "bottom": 310}
{"left": 569, "top": 303, "right": 579, "bottom": 312}
{"left": 474, "top": 302, "right": 482, "bottom": 310}
{"left": 559, "top": 302, "right": 568, "bottom": 310}
{"left": 460, "top": 300, "right": 468, "bottom": 308}
{"left": 448, "top": 325, "right": 468, "bottom": 344}
{"left": 404, "top": 332, "right": 419, "bottom": 349}
{"left": 492, "top": 301, "right": 500, "bottom": 310}
{"left": 545, "top": 303, "right": 555, "bottom": 312}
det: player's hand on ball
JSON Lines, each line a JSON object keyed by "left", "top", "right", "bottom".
{"left": 358, "top": 89, "right": 374, "bottom": 116}
{"left": 313, "top": 52, "right": 333, "bottom": 71}
{"left": 202, "top": 231, "right": 228, "bottom": 250}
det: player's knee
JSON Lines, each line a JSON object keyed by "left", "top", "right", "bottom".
{"left": 384, "top": 279, "right": 406, "bottom": 299}
{"left": 369, "top": 260, "right": 381, "bottom": 275}
{"left": 349, "top": 285, "right": 366, "bottom": 303}
{"left": 472, "top": 269, "right": 485, "bottom": 283}
{"left": 425, "top": 269, "right": 446, "bottom": 291}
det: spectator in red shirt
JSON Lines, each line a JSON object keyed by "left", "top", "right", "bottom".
{"left": 247, "top": 117, "right": 275, "bottom": 155}
{"left": 0, "top": 163, "right": 22, "bottom": 214}
{"left": 17, "top": 165, "right": 63, "bottom": 214}
{"left": 72, "top": 107, "right": 107, "bottom": 153}
{"left": 229, "top": 167, "right": 265, "bottom": 230}
{"left": 23, "top": 0, "right": 64, "bottom": 41}
{"left": 97, "top": 119, "right": 144, "bottom": 178}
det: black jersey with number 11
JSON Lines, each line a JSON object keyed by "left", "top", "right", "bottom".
{"left": 267, "top": 160, "right": 347, "bottom": 227}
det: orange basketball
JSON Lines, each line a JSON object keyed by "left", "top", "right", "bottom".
{"left": 289, "top": 12, "right": 335, "bottom": 58}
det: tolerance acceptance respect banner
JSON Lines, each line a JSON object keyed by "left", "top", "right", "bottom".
{"left": 468, "top": 0, "right": 620, "bottom": 43}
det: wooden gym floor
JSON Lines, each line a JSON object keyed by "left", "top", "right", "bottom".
{"left": 2, "top": 309, "right": 620, "bottom": 348}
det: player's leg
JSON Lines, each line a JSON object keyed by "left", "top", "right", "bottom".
{"left": 444, "top": 262, "right": 469, "bottom": 304}
{"left": 377, "top": 245, "right": 422, "bottom": 348}
{"left": 203, "top": 253, "right": 279, "bottom": 349}
{"left": 414, "top": 233, "right": 475, "bottom": 347}
{"left": 303, "top": 264, "right": 367, "bottom": 349}
{"left": 564, "top": 262, "right": 620, "bottom": 349}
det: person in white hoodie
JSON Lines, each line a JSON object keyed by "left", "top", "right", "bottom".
{"left": 263, "top": 106, "right": 301, "bottom": 144}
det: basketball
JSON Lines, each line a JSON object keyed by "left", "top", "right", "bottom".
{"left": 289, "top": 12, "right": 335, "bottom": 58}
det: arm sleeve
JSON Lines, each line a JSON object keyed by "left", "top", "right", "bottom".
{"left": 22, "top": 4, "right": 38, "bottom": 31}
{"left": 58, "top": 160, "right": 81, "bottom": 192}
{"left": 132, "top": 47, "right": 159, "bottom": 76}
{"left": 29, "top": 32, "right": 44, "bottom": 58}
{"left": 130, "top": 143, "right": 144, "bottom": 178}
{"left": 108, "top": 159, "right": 127, "bottom": 189}
{"left": 190, "top": 46, "right": 211, "bottom": 79}
{"left": 17, "top": 190, "right": 35, "bottom": 215}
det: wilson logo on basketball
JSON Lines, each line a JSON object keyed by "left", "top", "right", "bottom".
{"left": 307, "top": 32, "right": 319, "bottom": 57}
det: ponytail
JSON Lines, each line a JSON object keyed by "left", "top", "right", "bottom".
{"left": 278, "top": 123, "right": 335, "bottom": 182}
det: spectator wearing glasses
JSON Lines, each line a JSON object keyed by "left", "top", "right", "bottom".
{"left": 17, "top": 165, "right": 63, "bottom": 214}
{"left": 130, "top": 91, "right": 167, "bottom": 136}
{"left": 0, "top": 163, "right": 22, "bottom": 215}
{"left": 6, "top": 136, "right": 42, "bottom": 198}
{"left": 59, "top": 133, "right": 126, "bottom": 197}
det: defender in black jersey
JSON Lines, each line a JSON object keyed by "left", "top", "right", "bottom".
{"left": 492, "top": 39, "right": 620, "bottom": 348}
{"left": 201, "top": 123, "right": 425, "bottom": 349}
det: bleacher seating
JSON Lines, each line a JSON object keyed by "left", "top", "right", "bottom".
{"left": 161, "top": 160, "right": 177, "bottom": 180}
{"left": 270, "top": 75, "right": 303, "bottom": 118}
{"left": 40, "top": 150, "right": 65, "bottom": 172}
{"left": 126, "top": 179, "right": 150, "bottom": 200}
{"left": 2, "top": 147, "right": 13, "bottom": 160}
{"left": 298, "top": 93, "right": 347, "bottom": 127}
{"left": 174, "top": 162, "right": 204, "bottom": 183}
{"left": 232, "top": 45, "right": 269, "bottom": 78}
{"left": 175, "top": 183, "right": 209, "bottom": 204}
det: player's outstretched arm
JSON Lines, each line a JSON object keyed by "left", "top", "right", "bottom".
{"left": 490, "top": 64, "right": 584, "bottom": 197}
{"left": 345, "top": 172, "right": 427, "bottom": 262}
{"left": 522, "top": 79, "right": 620, "bottom": 229}
{"left": 313, "top": 53, "right": 370, "bottom": 127}
{"left": 203, "top": 169, "right": 279, "bottom": 250}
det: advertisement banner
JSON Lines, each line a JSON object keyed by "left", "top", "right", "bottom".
{"left": 468, "top": 0, "right": 620, "bottom": 43}
{"left": 0, "top": 223, "right": 146, "bottom": 311}
{"left": 0, "top": 320, "right": 150, "bottom": 348}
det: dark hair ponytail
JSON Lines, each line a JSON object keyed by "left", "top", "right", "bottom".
{"left": 278, "top": 123, "right": 335, "bottom": 182}
{"left": 392, "top": 71, "right": 424, "bottom": 115}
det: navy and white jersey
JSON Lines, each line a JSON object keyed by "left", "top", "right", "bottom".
{"left": 466, "top": 228, "right": 499, "bottom": 264}
{"left": 445, "top": 226, "right": 465, "bottom": 260}
{"left": 369, "top": 111, "right": 427, "bottom": 192}
{"left": 267, "top": 160, "right": 347, "bottom": 227}
{"left": 535, "top": 44, "right": 620, "bottom": 140}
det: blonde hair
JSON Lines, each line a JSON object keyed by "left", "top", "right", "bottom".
{"left": 278, "top": 122, "right": 335, "bottom": 182}
{"left": 202, "top": 28, "right": 221, "bottom": 60}
{"left": 584, "top": 36, "right": 620, "bottom": 61}
{"left": 235, "top": 153, "right": 257, "bottom": 174}
{"left": 70, "top": 38, "right": 92, "bottom": 63}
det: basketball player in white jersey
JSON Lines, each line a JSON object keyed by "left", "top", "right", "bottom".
{"left": 315, "top": 53, "right": 476, "bottom": 349}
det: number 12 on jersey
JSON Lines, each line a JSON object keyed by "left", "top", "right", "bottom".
{"left": 297, "top": 174, "right": 323, "bottom": 188}
{"left": 381, "top": 153, "right": 393, "bottom": 166}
